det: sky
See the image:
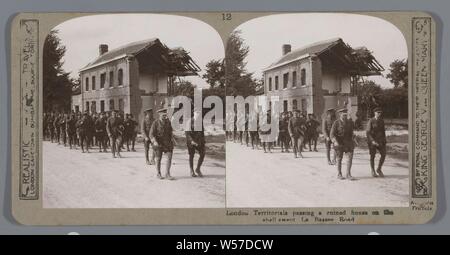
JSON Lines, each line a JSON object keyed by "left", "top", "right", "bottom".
{"left": 235, "top": 13, "right": 408, "bottom": 88}
{"left": 53, "top": 14, "right": 225, "bottom": 88}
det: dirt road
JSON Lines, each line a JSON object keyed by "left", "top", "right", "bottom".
{"left": 43, "top": 141, "right": 225, "bottom": 208}
{"left": 226, "top": 141, "right": 409, "bottom": 208}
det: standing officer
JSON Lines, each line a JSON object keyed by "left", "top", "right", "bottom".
{"left": 66, "top": 113, "right": 77, "bottom": 149}
{"left": 278, "top": 112, "right": 290, "bottom": 153}
{"left": 330, "top": 108, "right": 355, "bottom": 180}
{"left": 288, "top": 109, "right": 306, "bottom": 158}
{"left": 150, "top": 108, "right": 175, "bottom": 180}
{"left": 60, "top": 113, "right": 68, "bottom": 147}
{"left": 142, "top": 109, "right": 155, "bottom": 165}
{"left": 366, "top": 107, "right": 387, "bottom": 177}
{"left": 76, "top": 112, "right": 89, "bottom": 153}
{"left": 124, "top": 113, "right": 138, "bottom": 152}
{"left": 306, "top": 113, "right": 320, "bottom": 152}
{"left": 106, "top": 110, "right": 124, "bottom": 158}
{"left": 323, "top": 108, "right": 337, "bottom": 165}
{"left": 53, "top": 113, "right": 61, "bottom": 144}
{"left": 95, "top": 112, "right": 108, "bottom": 153}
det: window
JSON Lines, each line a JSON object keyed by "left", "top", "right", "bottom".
{"left": 109, "top": 71, "right": 114, "bottom": 87}
{"left": 85, "top": 77, "right": 89, "bottom": 91}
{"left": 301, "top": 99, "right": 307, "bottom": 112}
{"left": 283, "top": 73, "right": 289, "bottom": 89}
{"left": 275, "top": 76, "right": 279, "bottom": 90}
{"left": 118, "top": 98, "right": 124, "bottom": 112}
{"left": 292, "top": 71, "right": 297, "bottom": 87}
{"left": 292, "top": 99, "right": 298, "bottom": 111}
{"left": 118, "top": 69, "right": 123, "bottom": 86}
{"left": 100, "top": 100, "right": 105, "bottom": 112}
{"left": 85, "top": 101, "right": 89, "bottom": 112}
{"left": 91, "top": 101, "right": 96, "bottom": 113}
{"left": 268, "top": 77, "right": 272, "bottom": 91}
{"left": 75, "top": 106, "right": 79, "bottom": 112}
{"left": 92, "top": 76, "right": 96, "bottom": 90}
{"left": 109, "top": 99, "right": 115, "bottom": 111}
{"left": 301, "top": 68, "right": 306, "bottom": 86}
{"left": 283, "top": 100, "right": 288, "bottom": 112}
{"left": 100, "top": 73, "right": 106, "bottom": 89}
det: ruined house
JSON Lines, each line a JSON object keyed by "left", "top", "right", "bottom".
{"left": 75, "top": 38, "right": 200, "bottom": 122}
{"left": 263, "top": 38, "right": 384, "bottom": 120}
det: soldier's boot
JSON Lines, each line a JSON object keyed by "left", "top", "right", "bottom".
{"left": 370, "top": 157, "right": 378, "bottom": 177}
{"left": 190, "top": 169, "right": 197, "bottom": 177}
{"left": 376, "top": 154, "right": 386, "bottom": 177}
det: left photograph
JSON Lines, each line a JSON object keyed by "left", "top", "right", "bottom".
{"left": 42, "top": 14, "right": 226, "bottom": 208}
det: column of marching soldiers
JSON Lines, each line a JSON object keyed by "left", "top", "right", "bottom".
{"left": 43, "top": 108, "right": 206, "bottom": 181}
{"left": 226, "top": 107, "right": 387, "bottom": 180}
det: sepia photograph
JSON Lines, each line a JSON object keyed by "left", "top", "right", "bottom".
{"left": 42, "top": 14, "right": 226, "bottom": 208}
{"left": 225, "top": 13, "right": 410, "bottom": 208}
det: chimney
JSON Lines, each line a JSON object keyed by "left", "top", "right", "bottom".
{"left": 282, "top": 44, "right": 291, "bottom": 56}
{"left": 99, "top": 44, "right": 108, "bottom": 56}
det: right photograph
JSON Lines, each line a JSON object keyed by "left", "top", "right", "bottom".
{"left": 226, "top": 13, "right": 409, "bottom": 207}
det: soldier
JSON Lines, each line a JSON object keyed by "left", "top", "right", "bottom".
{"left": 278, "top": 112, "right": 290, "bottom": 153}
{"left": 322, "top": 108, "right": 337, "bottom": 165}
{"left": 106, "top": 110, "right": 124, "bottom": 158}
{"left": 249, "top": 113, "right": 259, "bottom": 150}
{"left": 330, "top": 108, "right": 355, "bottom": 180}
{"left": 124, "top": 113, "right": 138, "bottom": 152}
{"left": 76, "top": 112, "right": 89, "bottom": 153}
{"left": 142, "top": 109, "right": 155, "bottom": 165}
{"left": 288, "top": 109, "right": 306, "bottom": 158}
{"left": 306, "top": 113, "right": 320, "bottom": 152}
{"left": 85, "top": 112, "right": 95, "bottom": 150}
{"left": 48, "top": 112, "right": 55, "bottom": 142}
{"left": 186, "top": 109, "right": 206, "bottom": 177}
{"left": 150, "top": 108, "right": 175, "bottom": 180}
{"left": 95, "top": 112, "right": 108, "bottom": 153}
{"left": 259, "top": 110, "right": 273, "bottom": 153}
{"left": 66, "top": 113, "right": 77, "bottom": 149}
{"left": 366, "top": 107, "right": 387, "bottom": 177}
{"left": 53, "top": 113, "right": 61, "bottom": 144}
{"left": 60, "top": 113, "right": 68, "bottom": 147}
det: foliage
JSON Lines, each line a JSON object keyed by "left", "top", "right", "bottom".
{"left": 43, "top": 30, "right": 74, "bottom": 112}
{"left": 386, "top": 59, "right": 408, "bottom": 89}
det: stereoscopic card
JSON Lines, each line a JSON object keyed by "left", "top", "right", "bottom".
{"left": 10, "top": 12, "right": 436, "bottom": 224}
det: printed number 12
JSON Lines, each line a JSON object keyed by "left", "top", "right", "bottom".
{"left": 222, "top": 13, "right": 232, "bottom": 21}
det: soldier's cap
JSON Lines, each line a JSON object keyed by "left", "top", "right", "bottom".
{"left": 373, "top": 107, "right": 383, "bottom": 113}
{"left": 157, "top": 108, "right": 168, "bottom": 114}
{"left": 337, "top": 108, "right": 348, "bottom": 114}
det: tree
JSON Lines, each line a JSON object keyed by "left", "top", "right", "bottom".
{"left": 356, "top": 80, "right": 382, "bottom": 119}
{"left": 224, "top": 30, "right": 257, "bottom": 97}
{"left": 202, "top": 60, "right": 225, "bottom": 88}
{"left": 43, "top": 30, "right": 74, "bottom": 112}
{"left": 172, "top": 79, "right": 196, "bottom": 97}
{"left": 386, "top": 59, "right": 408, "bottom": 89}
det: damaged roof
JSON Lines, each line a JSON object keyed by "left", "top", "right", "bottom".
{"left": 264, "top": 38, "right": 384, "bottom": 76}
{"left": 80, "top": 38, "right": 200, "bottom": 76}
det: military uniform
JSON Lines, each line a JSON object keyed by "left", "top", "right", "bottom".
{"left": 150, "top": 108, "right": 174, "bottom": 179}
{"left": 124, "top": 115, "right": 138, "bottom": 151}
{"left": 53, "top": 114, "right": 61, "bottom": 144}
{"left": 106, "top": 113, "right": 124, "bottom": 158}
{"left": 278, "top": 114, "right": 290, "bottom": 152}
{"left": 59, "top": 115, "right": 68, "bottom": 146}
{"left": 76, "top": 114, "right": 89, "bottom": 153}
{"left": 95, "top": 115, "right": 108, "bottom": 152}
{"left": 66, "top": 114, "right": 77, "bottom": 149}
{"left": 366, "top": 107, "right": 387, "bottom": 177}
{"left": 185, "top": 116, "right": 205, "bottom": 177}
{"left": 259, "top": 111, "right": 273, "bottom": 153}
{"left": 306, "top": 114, "right": 320, "bottom": 151}
{"left": 330, "top": 109, "right": 355, "bottom": 179}
{"left": 141, "top": 113, "right": 155, "bottom": 165}
{"left": 288, "top": 111, "right": 306, "bottom": 158}
{"left": 322, "top": 109, "right": 336, "bottom": 165}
